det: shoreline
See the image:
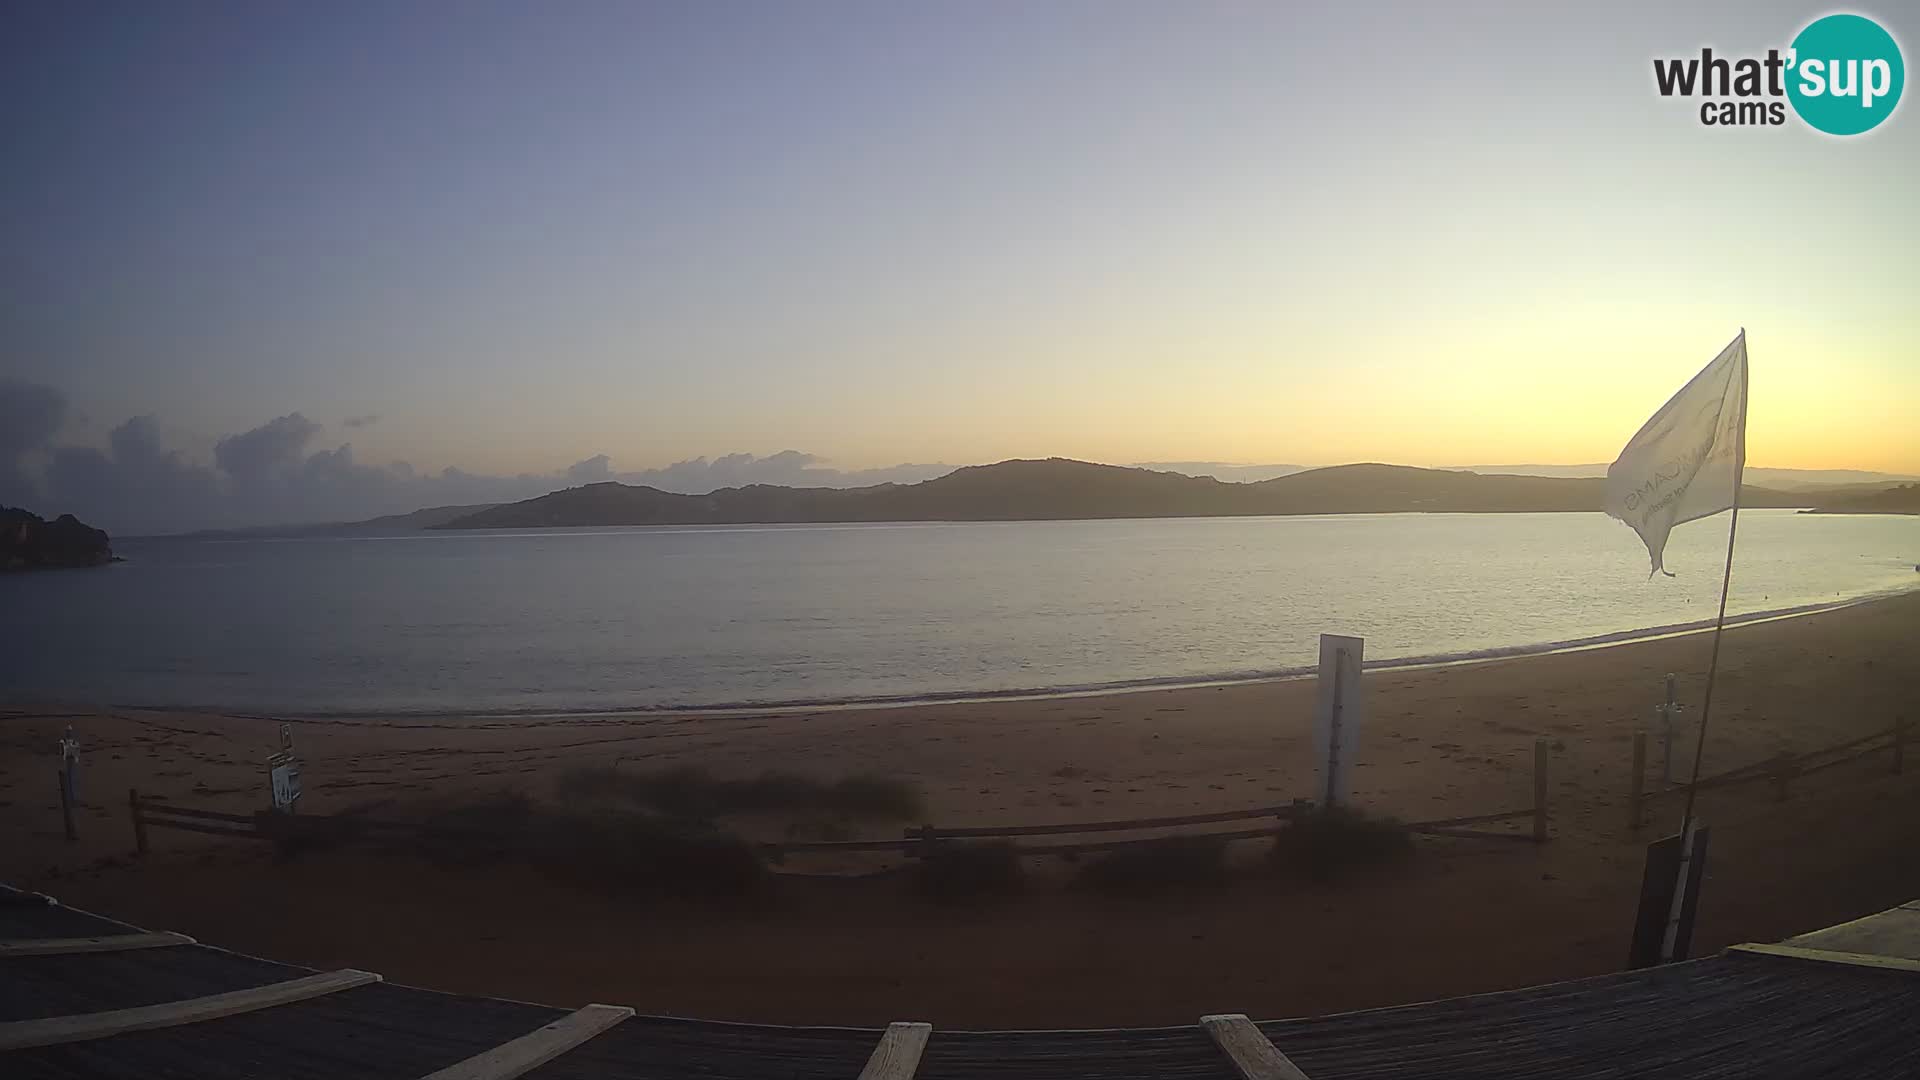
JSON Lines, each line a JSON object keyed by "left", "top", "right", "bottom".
{"left": 48, "top": 582, "right": 1920, "bottom": 723}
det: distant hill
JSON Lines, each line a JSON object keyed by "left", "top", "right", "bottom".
{"left": 1131, "top": 461, "right": 1309, "bottom": 483}
{"left": 1803, "top": 483, "right": 1920, "bottom": 515}
{"left": 1455, "top": 464, "right": 1919, "bottom": 489}
{"left": 432, "top": 459, "right": 1808, "bottom": 530}
{"left": 2, "top": 506, "right": 115, "bottom": 571}
{"left": 338, "top": 504, "right": 503, "bottom": 531}
{"left": 170, "top": 503, "right": 500, "bottom": 540}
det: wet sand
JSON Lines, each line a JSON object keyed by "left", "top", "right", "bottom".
{"left": 3, "top": 589, "right": 1918, "bottom": 1026}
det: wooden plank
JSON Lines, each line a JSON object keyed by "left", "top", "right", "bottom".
{"left": 60, "top": 770, "right": 76, "bottom": 842}
{"left": 780, "top": 825, "right": 1295, "bottom": 858}
{"left": 1402, "top": 826, "right": 1537, "bottom": 842}
{"left": 418, "top": 1003, "right": 634, "bottom": 1080}
{"left": 1533, "top": 738, "right": 1550, "bottom": 842}
{"left": 1796, "top": 740, "right": 1894, "bottom": 778}
{"left": 0, "top": 968, "right": 380, "bottom": 1050}
{"left": 1796, "top": 726, "right": 1895, "bottom": 760}
{"left": 0, "top": 932, "right": 195, "bottom": 958}
{"left": 1628, "top": 730, "right": 1647, "bottom": 834}
{"left": 130, "top": 788, "right": 148, "bottom": 855}
{"left": 1200, "top": 1013, "right": 1312, "bottom": 1080}
{"left": 1014, "top": 825, "right": 1283, "bottom": 857}
{"left": 855, "top": 1021, "right": 932, "bottom": 1080}
{"left": 765, "top": 838, "right": 923, "bottom": 854}
{"left": 922, "top": 804, "right": 1303, "bottom": 840}
{"left": 1401, "top": 807, "right": 1535, "bottom": 830}
{"left": 1786, "top": 906, "right": 1920, "bottom": 962}
{"left": 1729, "top": 942, "right": 1920, "bottom": 975}
{"left": 141, "top": 819, "right": 265, "bottom": 841}
{"left": 1646, "top": 728, "right": 1896, "bottom": 800}
{"left": 139, "top": 804, "right": 258, "bottom": 824}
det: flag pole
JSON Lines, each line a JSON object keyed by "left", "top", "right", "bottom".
{"left": 1678, "top": 490, "right": 1740, "bottom": 835}
{"left": 1659, "top": 329, "right": 1746, "bottom": 964}
{"left": 1660, "top": 465, "right": 1738, "bottom": 963}
{"left": 1678, "top": 327, "right": 1748, "bottom": 836}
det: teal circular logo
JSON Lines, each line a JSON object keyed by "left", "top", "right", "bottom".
{"left": 1786, "top": 14, "right": 1904, "bottom": 135}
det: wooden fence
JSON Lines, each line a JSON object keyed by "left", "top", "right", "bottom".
{"left": 127, "top": 793, "right": 265, "bottom": 855}
{"left": 128, "top": 737, "right": 1557, "bottom": 860}
{"left": 1624, "top": 719, "right": 1908, "bottom": 833}
{"left": 127, "top": 791, "right": 439, "bottom": 855}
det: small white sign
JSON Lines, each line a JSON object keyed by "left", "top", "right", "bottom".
{"left": 59, "top": 726, "right": 79, "bottom": 794}
{"left": 270, "top": 759, "right": 301, "bottom": 812}
{"left": 1312, "top": 634, "right": 1366, "bottom": 807}
{"left": 268, "top": 723, "right": 301, "bottom": 812}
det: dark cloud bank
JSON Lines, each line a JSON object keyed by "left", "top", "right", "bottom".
{"left": 0, "top": 380, "right": 952, "bottom": 535}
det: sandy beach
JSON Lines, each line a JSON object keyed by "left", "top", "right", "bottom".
{"left": 4, "top": 588, "right": 1918, "bottom": 1027}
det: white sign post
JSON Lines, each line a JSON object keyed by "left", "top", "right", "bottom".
{"left": 1655, "top": 672, "right": 1684, "bottom": 787}
{"left": 59, "top": 725, "right": 81, "bottom": 842}
{"left": 1312, "top": 634, "right": 1365, "bottom": 808}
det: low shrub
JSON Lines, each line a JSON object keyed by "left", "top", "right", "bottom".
{"left": 910, "top": 840, "right": 1025, "bottom": 903}
{"left": 554, "top": 765, "right": 924, "bottom": 822}
{"left": 1072, "top": 834, "right": 1230, "bottom": 894}
{"left": 384, "top": 790, "right": 767, "bottom": 897}
{"left": 1269, "top": 805, "right": 1411, "bottom": 878}
{"left": 416, "top": 790, "right": 538, "bottom": 864}
{"left": 527, "top": 809, "right": 768, "bottom": 897}
{"left": 825, "top": 773, "right": 927, "bottom": 821}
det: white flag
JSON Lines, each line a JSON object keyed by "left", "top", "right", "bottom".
{"left": 1605, "top": 331, "right": 1748, "bottom": 576}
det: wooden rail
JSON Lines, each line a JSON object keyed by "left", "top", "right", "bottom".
{"left": 129, "top": 789, "right": 271, "bottom": 854}
{"left": 880, "top": 737, "right": 1552, "bottom": 854}
{"left": 1626, "top": 720, "right": 1908, "bottom": 834}
{"left": 0, "top": 932, "right": 195, "bottom": 958}
{"left": 127, "top": 788, "right": 1547, "bottom": 861}
{"left": 856, "top": 1021, "right": 933, "bottom": 1080}
{"left": 1202, "top": 1013, "right": 1313, "bottom": 1080}
{"left": 914, "top": 803, "right": 1308, "bottom": 840}
{"left": 129, "top": 750, "right": 1553, "bottom": 866}
{"left": 419, "top": 1003, "right": 634, "bottom": 1080}
{"left": 0, "top": 969, "right": 380, "bottom": 1050}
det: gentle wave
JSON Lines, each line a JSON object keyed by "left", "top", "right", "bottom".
{"left": 212, "top": 586, "right": 1916, "bottom": 721}
{"left": 11, "top": 510, "right": 1916, "bottom": 718}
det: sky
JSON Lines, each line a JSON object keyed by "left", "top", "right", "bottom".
{"left": 3, "top": 1, "right": 1916, "bottom": 532}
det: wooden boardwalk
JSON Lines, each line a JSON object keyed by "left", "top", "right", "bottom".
{"left": 4, "top": 883, "right": 1919, "bottom": 1078}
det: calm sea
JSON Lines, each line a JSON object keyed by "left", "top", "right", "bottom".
{"left": 4, "top": 510, "right": 1915, "bottom": 716}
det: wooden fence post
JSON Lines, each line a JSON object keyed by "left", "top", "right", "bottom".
{"left": 1533, "top": 738, "right": 1549, "bottom": 842}
{"left": 1628, "top": 731, "right": 1647, "bottom": 834}
{"left": 129, "top": 788, "right": 148, "bottom": 856}
{"left": 1770, "top": 752, "right": 1794, "bottom": 802}
{"left": 908, "top": 824, "right": 937, "bottom": 859}
{"left": 60, "top": 772, "right": 76, "bottom": 843}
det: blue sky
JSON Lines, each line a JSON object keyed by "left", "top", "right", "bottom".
{"left": 2, "top": 2, "right": 1915, "bottom": 531}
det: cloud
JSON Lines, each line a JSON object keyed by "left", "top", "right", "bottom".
{"left": 343, "top": 413, "right": 380, "bottom": 429}
{"left": 0, "top": 379, "right": 956, "bottom": 534}
{"left": 0, "top": 378, "right": 67, "bottom": 460}
{"left": 566, "top": 454, "right": 613, "bottom": 484}
{"left": 599, "top": 451, "right": 951, "bottom": 492}
{"left": 214, "top": 413, "right": 322, "bottom": 489}
{"left": 43, "top": 416, "right": 224, "bottom": 531}
{"left": 0, "top": 378, "right": 69, "bottom": 506}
